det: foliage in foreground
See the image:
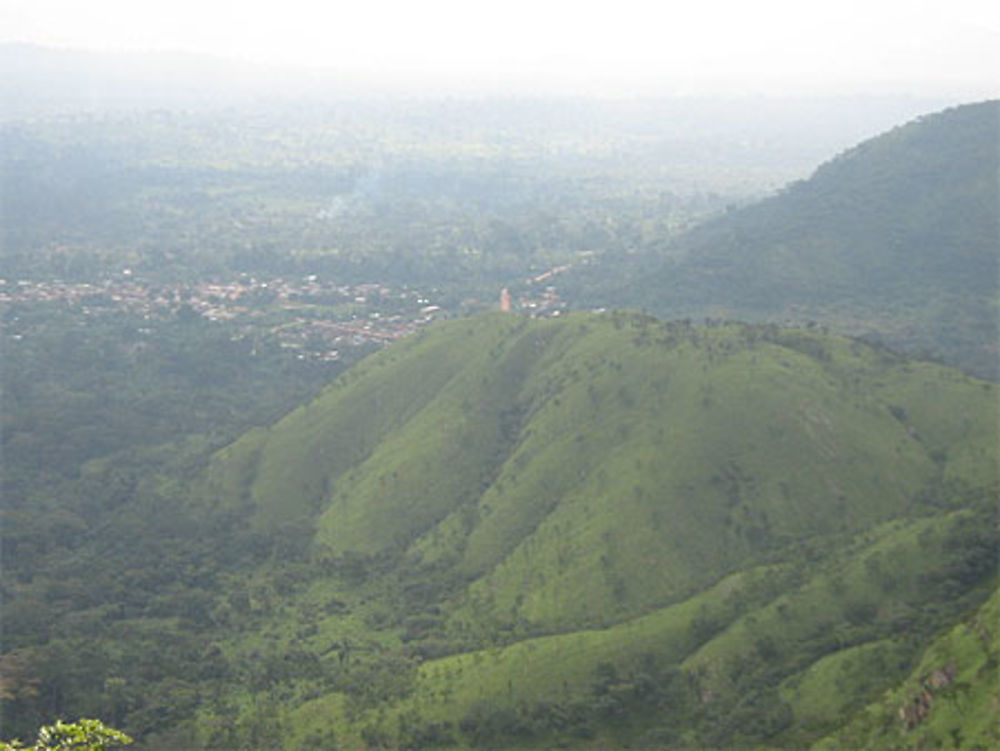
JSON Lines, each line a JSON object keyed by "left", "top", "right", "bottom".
{"left": 0, "top": 719, "right": 131, "bottom": 751}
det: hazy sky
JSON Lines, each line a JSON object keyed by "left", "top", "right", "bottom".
{"left": 3, "top": 0, "right": 998, "bottom": 95}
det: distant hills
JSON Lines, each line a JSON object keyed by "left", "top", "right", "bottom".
{"left": 627, "top": 100, "right": 999, "bottom": 378}
{"left": 196, "top": 312, "right": 997, "bottom": 748}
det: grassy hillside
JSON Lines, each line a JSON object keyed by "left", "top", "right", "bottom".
{"left": 813, "top": 586, "right": 1000, "bottom": 751}
{"left": 629, "top": 100, "right": 999, "bottom": 378}
{"left": 204, "top": 315, "right": 995, "bottom": 624}
{"left": 195, "top": 312, "right": 997, "bottom": 749}
{"left": 309, "top": 513, "right": 992, "bottom": 750}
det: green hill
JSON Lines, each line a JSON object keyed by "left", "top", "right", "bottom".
{"left": 195, "top": 312, "right": 997, "bottom": 749}
{"left": 629, "top": 100, "right": 999, "bottom": 378}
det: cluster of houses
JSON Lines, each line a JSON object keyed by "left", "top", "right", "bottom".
{"left": 0, "top": 274, "right": 441, "bottom": 358}
{"left": 2, "top": 266, "right": 572, "bottom": 360}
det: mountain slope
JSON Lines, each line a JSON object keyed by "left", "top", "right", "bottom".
{"left": 630, "top": 100, "right": 999, "bottom": 377}
{"left": 195, "top": 312, "right": 997, "bottom": 748}
{"left": 203, "top": 314, "right": 995, "bottom": 630}
{"left": 813, "top": 586, "right": 1000, "bottom": 751}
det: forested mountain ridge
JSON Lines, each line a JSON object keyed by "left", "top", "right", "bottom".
{"left": 185, "top": 313, "right": 996, "bottom": 749}
{"left": 625, "top": 100, "right": 1000, "bottom": 378}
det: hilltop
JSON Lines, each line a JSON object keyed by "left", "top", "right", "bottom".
{"left": 624, "top": 100, "right": 999, "bottom": 378}
{"left": 193, "top": 312, "right": 997, "bottom": 749}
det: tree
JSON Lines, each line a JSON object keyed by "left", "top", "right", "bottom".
{"left": 0, "top": 719, "right": 132, "bottom": 751}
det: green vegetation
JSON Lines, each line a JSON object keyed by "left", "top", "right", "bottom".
{"left": 185, "top": 313, "right": 997, "bottom": 748}
{"left": 815, "top": 587, "right": 1000, "bottom": 751}
{"left": 620, "top": 100, "right": 1000, "bottom": 377}
{"left": 0, "top": 719, "right": 131, "bottom": 751}
{"left": 8, "top": 98, "right": 993, "bottom": 381}
{"left": 3, "top": 96, "right": 998, "bottom": 749}
{"left": 0, "top": 101, "right": 750, "bottom": 289}
{"left": 1, "top": 302, "right": 347, "bottom": 487}
{"left": 3, "top": 312, "right": 997, "bottom": 749}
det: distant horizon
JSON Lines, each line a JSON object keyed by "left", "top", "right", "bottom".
{"left": 3, "top": 1, "right": 998, "bottom": 99}
{"left": 1, "top": 42, "right": 996, "bottom": 105}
